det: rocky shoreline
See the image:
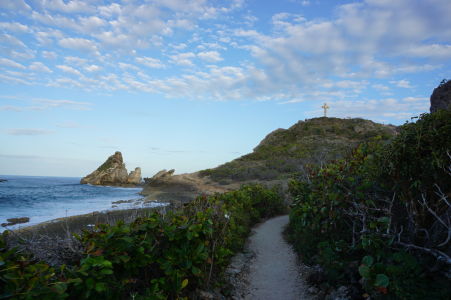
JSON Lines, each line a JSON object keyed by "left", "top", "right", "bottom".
{"left": 11, "top": 204, "right": 170, "bottom": 239}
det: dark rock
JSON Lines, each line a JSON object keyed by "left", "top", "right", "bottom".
{"left": 307, "top": 266, "right": 326, "bottom": 285}
{"left": 430, "top": 79, "right": 451, "bottom": 113}
{"left": 2, "top": 217, "right": 30, "bottom": 227}
{"left": 325, "top": 286, "right": 351, "bottom": 300}
{"left": 0, "top": 179, "right": 7, "bottom": 182}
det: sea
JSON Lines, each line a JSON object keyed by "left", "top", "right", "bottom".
{"left": 0, "top": 175, "right": 162, "bottom": 232}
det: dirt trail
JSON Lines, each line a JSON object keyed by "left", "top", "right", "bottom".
{"left": 244, "top": 215, "right": 309, "bottom": 300}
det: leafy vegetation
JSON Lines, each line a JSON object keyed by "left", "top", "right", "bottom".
{"left": 288, "top": 110, "right": 451, "bottom": 299}
{"left": 1, "top": 184, "right": 285, "bottom": 299}
{"left": 200, "top": 117, "right": 396, "bottom": 182}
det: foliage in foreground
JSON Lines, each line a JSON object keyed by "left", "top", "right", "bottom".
{"left": 0, "top": 184, "right": 285, "bottom": 299}
{"left": 288, "top": 110, "right": 451, "bottom": 299}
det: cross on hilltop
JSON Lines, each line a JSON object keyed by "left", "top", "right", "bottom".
{"left": 321, "top": 103, "right": 330, "bottom": 117}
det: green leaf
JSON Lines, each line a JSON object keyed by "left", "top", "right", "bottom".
{"left": 192, "top": 266, "right": 201, "bottom": 276}
{"left": 362, "top": 255, "right": 374, "bottom": 266}
{"left": 52, "top": 282, "right": 67, "bottom": 294}
{"left": 100, "top": 269, "right": 113, "bottom": 275}
{"left": 181, "top": 278, "right": 188, "bottom": 289}
{"left": 358, "top": 265, "right": 371, "bottom": 279}
{"left": 374, "top": 274, "right": 389, "bottom": 288}
{"left": 95, "top": 282, "right": 107, "bottom": 292}
{"left": 66, "top": 278, "right": 83, "bottom": 285}
{"left": 86, "top": 278, "right": 94, "bottom": 290}
{"left": 377, "top": 217, "right": 390, "bottom": 224}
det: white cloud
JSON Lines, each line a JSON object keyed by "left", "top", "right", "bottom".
{"left": 56, "top": 65, "right": 82, "bottom": 76}
{"left": 0, "top": 58, "right": 26, "bottom": 69}
{"left": 198, "top": 51, "right": 223, "bottom": 62}
{"left": 29, "top": 62, "right": 52, "bottom": 73}
{"left": 0, "top": 22, "right": 29, "bottom": 33}
{"left": 390, "top": 79, "right": 412, "bottom": 88}
{"left": 136, "top": 57, "right": 165, "bottom": 69}
{"left": 85, "top": 65, "right": 101, "bottom": 72}
{"left": 42, "top": 51, "right": 57, "bottom": 60}
{"left": 406, "top": 44, "right": 451, "bottom": 59}
{"left": 0, "top": 0, "right": 30, "bottom": 11}
{"left": 308, "top": 97, "right": 429, "bottom": 121}
{"left": 0, "top": 33, "right": 25, "bottom": 47}
{"left": 98, "top": 3, "right": 122, "bottom": 17}
{"left": 118, "top": 63, "right": 140, "bottom": 71}
{"left": 58, "top": 38, "right": 99, "bottom": 55}
{"left": 0, "top": 105, "right": 25, "bottom": 112}
{"left": 38, "top": 0, "right": 95, "bottom": 14}
{"left": 32, "top": 99, "right": 92, "bottom": 110}
{"left": 170, "top": 52, "right": 196, "bottom": 66}
{"left": 403, "top": 96, "right": 428, "bottom": 102}
{"left": 64, "top": 56, "right": 88, "bottom": 66}
{"left": 5, "top": 129, "right": 54, "bottom": 136}
{"left": 372, "top": 84, "right": 390, "bottom": 91}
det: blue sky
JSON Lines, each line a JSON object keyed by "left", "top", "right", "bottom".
{"left": 0, "top": 0, "right": 450, "bottom": 177}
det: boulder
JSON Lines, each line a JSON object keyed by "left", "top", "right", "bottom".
{"left": 430, "top": 79, "right": 451, "bottom": 113}
{"left": 81, "top": 151, "right": 141, "bottom": 186}
{"left": 127, "top": 167, "right": 142, "bottom": 184}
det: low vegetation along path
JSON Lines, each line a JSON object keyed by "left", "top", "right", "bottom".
{"left": 244, "top": 215, "right": 309, "bottom": 300}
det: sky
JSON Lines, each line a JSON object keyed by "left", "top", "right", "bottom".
{"left": 0, "top": 0, "right": 450, "bottom": 177}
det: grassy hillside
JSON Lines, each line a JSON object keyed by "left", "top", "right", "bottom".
{"left": 200, "top": 117, "right": 397, "bottom": 183}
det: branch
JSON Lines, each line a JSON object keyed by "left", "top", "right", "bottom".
{"left": 396, "top": 241, "right": 451, "bottom": 265}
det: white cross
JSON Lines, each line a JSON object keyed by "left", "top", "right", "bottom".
{"left": 321, "top": 103, "right": 330, "bottom": 117}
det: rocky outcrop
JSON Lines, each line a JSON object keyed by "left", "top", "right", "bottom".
{"left": 80, "top": 151, "right": 142, "bottom": 186}
{"left": 0, "top": 179, "right": 7, "bottom": 182}
{"left": 430, "top": 79, "right": 451, "bottom": 113}
{"left": 143, "top": 169, "right": 175, "bottom": 184}
{"left": 2, "top": 217, "right": 30, "bottom": 227}
{"left": 127, "top": 167, "right": 142, "bottom": 184}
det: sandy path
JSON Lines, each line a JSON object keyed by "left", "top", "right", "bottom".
{"left": 245, "top": 215, "right": 308, "bottom": 300}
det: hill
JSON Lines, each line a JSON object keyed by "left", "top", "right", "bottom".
{"left": 200, "top": 117, "right": 397, "bottom": 183}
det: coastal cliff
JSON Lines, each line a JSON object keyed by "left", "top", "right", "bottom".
{"left": 80, "top": 151, "right": 142, "bottom": 186}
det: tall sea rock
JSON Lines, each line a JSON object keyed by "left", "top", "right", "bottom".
{"left": 80, "top": 151, "right": 142, "bottom": 186}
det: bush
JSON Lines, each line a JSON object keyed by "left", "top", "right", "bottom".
{"left": 1, "top": 184, "right": 285, "bottom": 299}
{"left": 288, "top": 111, "right": 451, "bottom": 299}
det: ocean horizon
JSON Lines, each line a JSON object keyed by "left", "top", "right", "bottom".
{"left": 0, "top": 175, "right": 160, "bottom": 232}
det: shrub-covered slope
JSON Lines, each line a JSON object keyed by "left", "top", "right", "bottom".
{"left": 288, "top": 110, "right": 451, "bottom": 299}
{"left": 201, "top": 117, "right": 397, "bottom": 183}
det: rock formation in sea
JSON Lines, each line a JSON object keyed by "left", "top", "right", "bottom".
{"left": 80, "top": 151, "right": 142, "bottom": 186}
{"left": 430, "top": 79, "right": 451, "bottom": 113}
{"left": 127, "top": 167, "right": 142, "bottom": 185}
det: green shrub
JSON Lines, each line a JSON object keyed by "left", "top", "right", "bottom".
{"left": 0, "top": 231, "right": 70, "bottom": 299}
{"left": 1, "top": 184, "right": 285, "bottom": 299}
{"left": 288, "top": 111, "right": 451, "bottom": 299}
